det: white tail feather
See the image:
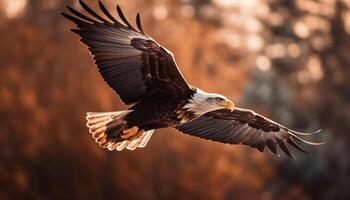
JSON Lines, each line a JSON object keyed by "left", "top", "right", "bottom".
{"left": 138, "top": 130, "right": 154, "bottom": 148}
{"left": 116, "top": 141, "right": 128, "bottom": 151}
{"left": 124, "top": 130, "right": 154, "bottom": 151}
{"left": 86, "top": 110, "right": 154, "bottom": 151}
{"left": 126, "top": 139, "right": 139, "bottom": 150}
{"left": 86, "top": 110, "right": 130, "bottom": 148}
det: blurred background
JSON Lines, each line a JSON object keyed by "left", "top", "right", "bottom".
{"left": 0, "top": 0, "right": 349, "bottom": 199}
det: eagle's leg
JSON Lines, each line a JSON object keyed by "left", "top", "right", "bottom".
{"left": 129, "top": 129, "right": 145, "bottom": 140}
{"left": 121, "top": 126, "right": 139, "bottom": 139}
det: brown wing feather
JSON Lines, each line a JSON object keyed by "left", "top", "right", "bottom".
{"left": 176, "top": 108, "right": 323, "bottom": 158}
{"left": 62, "top": 1, "right": 191, "bottom": 104}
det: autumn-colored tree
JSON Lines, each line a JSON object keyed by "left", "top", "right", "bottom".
{"left": 0, "top": 0, "right": 349, "bottom": 199}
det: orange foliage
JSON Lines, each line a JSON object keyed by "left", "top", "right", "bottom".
{"left": 0, "top": 0, "right": 349, "bottom": 199}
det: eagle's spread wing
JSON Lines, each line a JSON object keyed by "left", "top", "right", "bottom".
{"left": 62, "top": 1, "right": 191, "bottom": 104}
{"left": 176, "top": 108, "right": 322, "bottom": 158}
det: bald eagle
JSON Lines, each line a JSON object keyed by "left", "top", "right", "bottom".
{"left": 62, "top": 1, "right": 322, "bottom": 157}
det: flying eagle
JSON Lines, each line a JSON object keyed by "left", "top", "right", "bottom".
{"left": 62, "top": 1, "right": 322, "bottom": 158}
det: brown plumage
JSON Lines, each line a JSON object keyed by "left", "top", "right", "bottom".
{"left": 176, "top": 108, "right": 322, "bottom": 158}
{"left": 62, "top": 1, "right": 323, "bottom": 156}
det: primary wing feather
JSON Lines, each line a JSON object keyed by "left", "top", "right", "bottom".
{"left": 62, "top": 1, "right": 191, "bottom": 104}
{"left": 176, "top": 108, "right": 323, "bottom": 158}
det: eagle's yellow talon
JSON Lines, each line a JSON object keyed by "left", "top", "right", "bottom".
{"left": 121, "top": 126, "right": 139, "bottom": 139}
{"left": 130, "top": 129, "right": 145, "bottom": 140}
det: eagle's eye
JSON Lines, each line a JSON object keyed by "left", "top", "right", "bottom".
{"left": 216, "top": 97, "right": 224, "bottom": 101}
{"left": 208, "top": 97, "right": 224, "bottom": 102}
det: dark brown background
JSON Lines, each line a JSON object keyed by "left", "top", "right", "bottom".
{"left": 0, "top": 0, "right": 349, "bottom": 199}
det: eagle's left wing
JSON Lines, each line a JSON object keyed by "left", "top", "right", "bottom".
{"left": 62, "top": 1, "right": 191, "bottom": 105}
{"left": 176, "top": 108, "right": 323, "bottom": 158}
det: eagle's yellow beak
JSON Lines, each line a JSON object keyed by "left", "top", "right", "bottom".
{"left": 218, "top": 100, "right": 234, "bottom": 111}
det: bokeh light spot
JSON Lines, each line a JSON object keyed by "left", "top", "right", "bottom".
{"left": 1, "top": 0, "right": 27, "bottom": 19}
{"left": 294, "top": 21, "right": 310, "bottom": 38}
{"left": 246, "top": 34, "right": 264, "bottom": 51}
{"left": 256, "top": 55, "right": 271, "bottom": 71}
{"left": 153, "top": 5, "right": 168, "bottom": 20}
{"left": 307, "top": 56, "right": 324, "bottom": 82}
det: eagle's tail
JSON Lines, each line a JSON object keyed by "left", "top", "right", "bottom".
{"left": 86, "top": 111, "right": 154, "bottom": 151}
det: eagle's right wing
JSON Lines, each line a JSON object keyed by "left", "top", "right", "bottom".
{"left": 62, "top": 0, "right": 191, "bottom": 104}
{"left": 176, "top": 108, "right": 323, "bottom": 158}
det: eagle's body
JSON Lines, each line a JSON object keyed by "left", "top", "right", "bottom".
{"left": 62, "top": 1, "right": 322, "bottom": 157}
{"left": 126, "top": 91, "right": 192, "bottom": 129}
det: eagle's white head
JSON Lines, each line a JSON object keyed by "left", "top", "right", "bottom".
{"left": 184, "top": 88, "right": 234, "bottom": 116}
